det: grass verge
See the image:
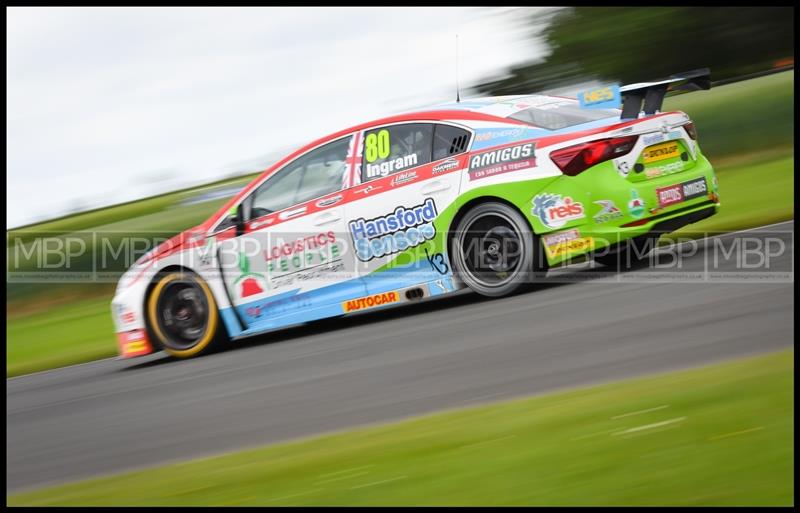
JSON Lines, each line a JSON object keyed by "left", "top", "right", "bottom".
{"left": 8, "top": 349, "right": 794, "bottom": 506}
{"left": 6, "top": 296, "right": 117, "bottom": 378}
{"left": 674, "top": 153, "right": 794, "bottom": 236}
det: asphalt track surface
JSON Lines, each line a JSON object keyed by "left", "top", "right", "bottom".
{"left": 7, "top": 221, "right": 794, "bottom": 493}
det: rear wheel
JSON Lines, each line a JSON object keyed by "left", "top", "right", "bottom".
{"left": 146, "top": 271, "right": 226, "bottom": 358}
{"left": 450, "top": 202, "right": 544, "bottom": 297}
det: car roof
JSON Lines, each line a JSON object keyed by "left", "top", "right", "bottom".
{"left": 403, "top": 94, "right": 580, "bottom": 120}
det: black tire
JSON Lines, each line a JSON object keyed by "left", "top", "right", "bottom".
{"left": 593, "top": 234, "right": 659, "bottom": 270}
{"left": 450, "top": 202, "right": 544, "bottom": 297}
{"left": 146, "top": 271, "right": 227, "bottom": 358}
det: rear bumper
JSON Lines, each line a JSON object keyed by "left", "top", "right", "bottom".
{"left": 594, "top": 203, "right": 718, "bottom": 256}
{"left": 600, "top": 149, "right": 720, "bottom": 234}
{"left": 650, "top": 203, "right": 718, "bottom": 234}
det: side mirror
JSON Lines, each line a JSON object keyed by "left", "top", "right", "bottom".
{"left": 233, "top": 204, "right": 246, "bottom": 237}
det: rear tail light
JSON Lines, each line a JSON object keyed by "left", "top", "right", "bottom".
{"left": 550, "top": 135, "right": 639, "bottom": 177}
{"left": 683, "top": 122, "right": 698, "bottom": 140}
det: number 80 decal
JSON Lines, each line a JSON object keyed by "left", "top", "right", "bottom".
{"left": 364, "top": 129, "right": 390, "bottom": 163}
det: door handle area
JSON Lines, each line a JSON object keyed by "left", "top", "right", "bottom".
{"left": 313, "top": 211, "right": 342, "bottom": 226}
{"left": 421, "top": 180, "right": 451, "bottom": 195}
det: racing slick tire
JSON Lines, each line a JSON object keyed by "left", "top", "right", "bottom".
{"left": 450, "top": 202, "right": 544, "bottom": 298}
{"left": 593, "top": 234, "right": 659, "bottom": 270}
{"left": 146, "top": 271, "right": 227, "bottom": 358}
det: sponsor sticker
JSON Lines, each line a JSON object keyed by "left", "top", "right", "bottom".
{"left": 468, "top": 142, "right": 536, "bottom": 181}
{"left": 278, "top": 206, "right": 307, "bottom": 220}
{"left": 349, "top": 198, "right": 438, "bottom": 261}
{"left": 197, "top": 236, "right": 215, "bottom": 266}
{"left": 432, "top": 158, "right": 460, "bottom": 174}
{"left": 474, "top": 128, "right": 524, "bottom": 142}
{"left": 116, "top": 329, "right": 152, "bottom": 358}
{"left": 234, "top": 252, "right": 268, "bottom": 298}
{"left": 271, "top": 260, "right": 345, "bottom": 291}
{"left": 577, "top": 84, "right": 621, "bottom": 109}
{"left": 263, "top": 231, "right": 341, "bottom": 277}
{"left": 354, "top": 184, "right": 382, "bottom": 195}
{"left": 628, "top": 190, "right": 646, "bottom": 218}
{"left": 592, "top": 200, "right": 624, "bottom": 224}
{"left": 656, "top": 177, "right": 708, "bottom": 208}
{"left": 316, "top": 194, "right": 343, "bottom": 208}
{"left": 542, "top": 229, "right": 594, "bottom": 258}
{"left": 250, "top": 217, "right": 275, "bottom": 230}
{"left": 390, "top": 170, "right": 418, "bottom": 187}
{"left": 642, "top": 141, "right": 680, "bottom": 164}
{"left": 644, "top": 160, "right": 686, "bottom": 179}
{"left": 531, "top": 194, "right": 585, "bottom": 229}
{"left": 642, "top": 133, "right": 665, "bottom": 146}
{"left": 342, "top": 290, "right": 400, "bottom": 313}
{"left": 365, "top": 154, "right": 418, "bottom": 179}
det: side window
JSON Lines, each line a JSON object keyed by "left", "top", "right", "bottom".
{"left": 250, "top": 137, "right": 349, "bottom": 219}
{"left": 432, "top": 124, "right": 471, "bottom": 161}
{"left": 362, "top": 123, "right": 433, "bottom": 181}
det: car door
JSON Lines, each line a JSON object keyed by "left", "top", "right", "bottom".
{"left": 344, "top": 122, "right": 472, "bottom": 298}
{"left": 217, "top": 134, "right": 366, "bottom": 333}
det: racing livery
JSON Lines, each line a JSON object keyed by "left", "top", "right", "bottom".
{"left": 112, "top": 70, "right": 720, "bottom": 359}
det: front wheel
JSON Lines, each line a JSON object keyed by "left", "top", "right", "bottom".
{"left": 146, "top": 271, "right": 227, "bottom": 358}
{"left": 450, "top": 202, "right": 544, "bottom": 297}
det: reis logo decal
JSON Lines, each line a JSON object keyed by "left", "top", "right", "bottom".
{"left": 531, "top": 194, "right": 585, "bottom": 229}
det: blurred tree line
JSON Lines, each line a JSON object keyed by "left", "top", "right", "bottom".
{"left": 475, "top": 7, "right": 794, "bottom": 95}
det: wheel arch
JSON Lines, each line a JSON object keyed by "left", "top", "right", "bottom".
{"left": 447, "top": 195, "right": 537, "bottom": 253}
{"left": 142, "top": 264, "right": 218, "bottom": 352}
{"left": 446, "top": 195, "right": 549, "bottom": 278}
{"left": 142, "top": 264, "right": 198, "bottom": 315}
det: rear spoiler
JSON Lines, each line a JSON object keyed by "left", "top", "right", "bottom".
{"left": 619, "top": 68, "right": 711, "bottom": 120}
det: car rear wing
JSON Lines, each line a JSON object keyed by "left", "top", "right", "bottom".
{"left": 619, "top": 68, "right": 711, "bottom": 120}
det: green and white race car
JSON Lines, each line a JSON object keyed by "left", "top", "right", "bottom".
{"left": 111, "top": 69, "right": 719, "bottom": 359}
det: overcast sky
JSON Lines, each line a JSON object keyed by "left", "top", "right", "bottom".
{"left": 7, "top": 7, "right": 552, "bottom": 228}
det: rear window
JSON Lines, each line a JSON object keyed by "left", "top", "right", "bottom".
{"left": 508, "top": 102, "right": 619, "bottom": 130}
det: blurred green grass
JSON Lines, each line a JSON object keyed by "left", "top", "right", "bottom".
{"left": 8, "top": 174, "right": 256, "bottom": 241}
{"left": 8, "top": 349, "right": 793, "bottom": 506}
{"left": 675, "top": 154, "right": 793, "bottom": 235}
{"left": 5, "top": 71, "right": 794, "bottom": 377}
{"left": 663, "top": 71, "right": 794, "bottom": 161}
{"left": 7, "top": 296, "right": 116, "bottom": 378}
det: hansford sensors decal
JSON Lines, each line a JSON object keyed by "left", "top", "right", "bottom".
{"left": 468, "top": 142, "right": 536, "bottom": 181}
{"left": 349, "top": 198, "right": 438, "bottom": 261}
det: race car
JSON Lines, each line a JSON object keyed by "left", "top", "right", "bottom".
{"left": 112, "top": 69, "right": 720, "bottom": 360}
